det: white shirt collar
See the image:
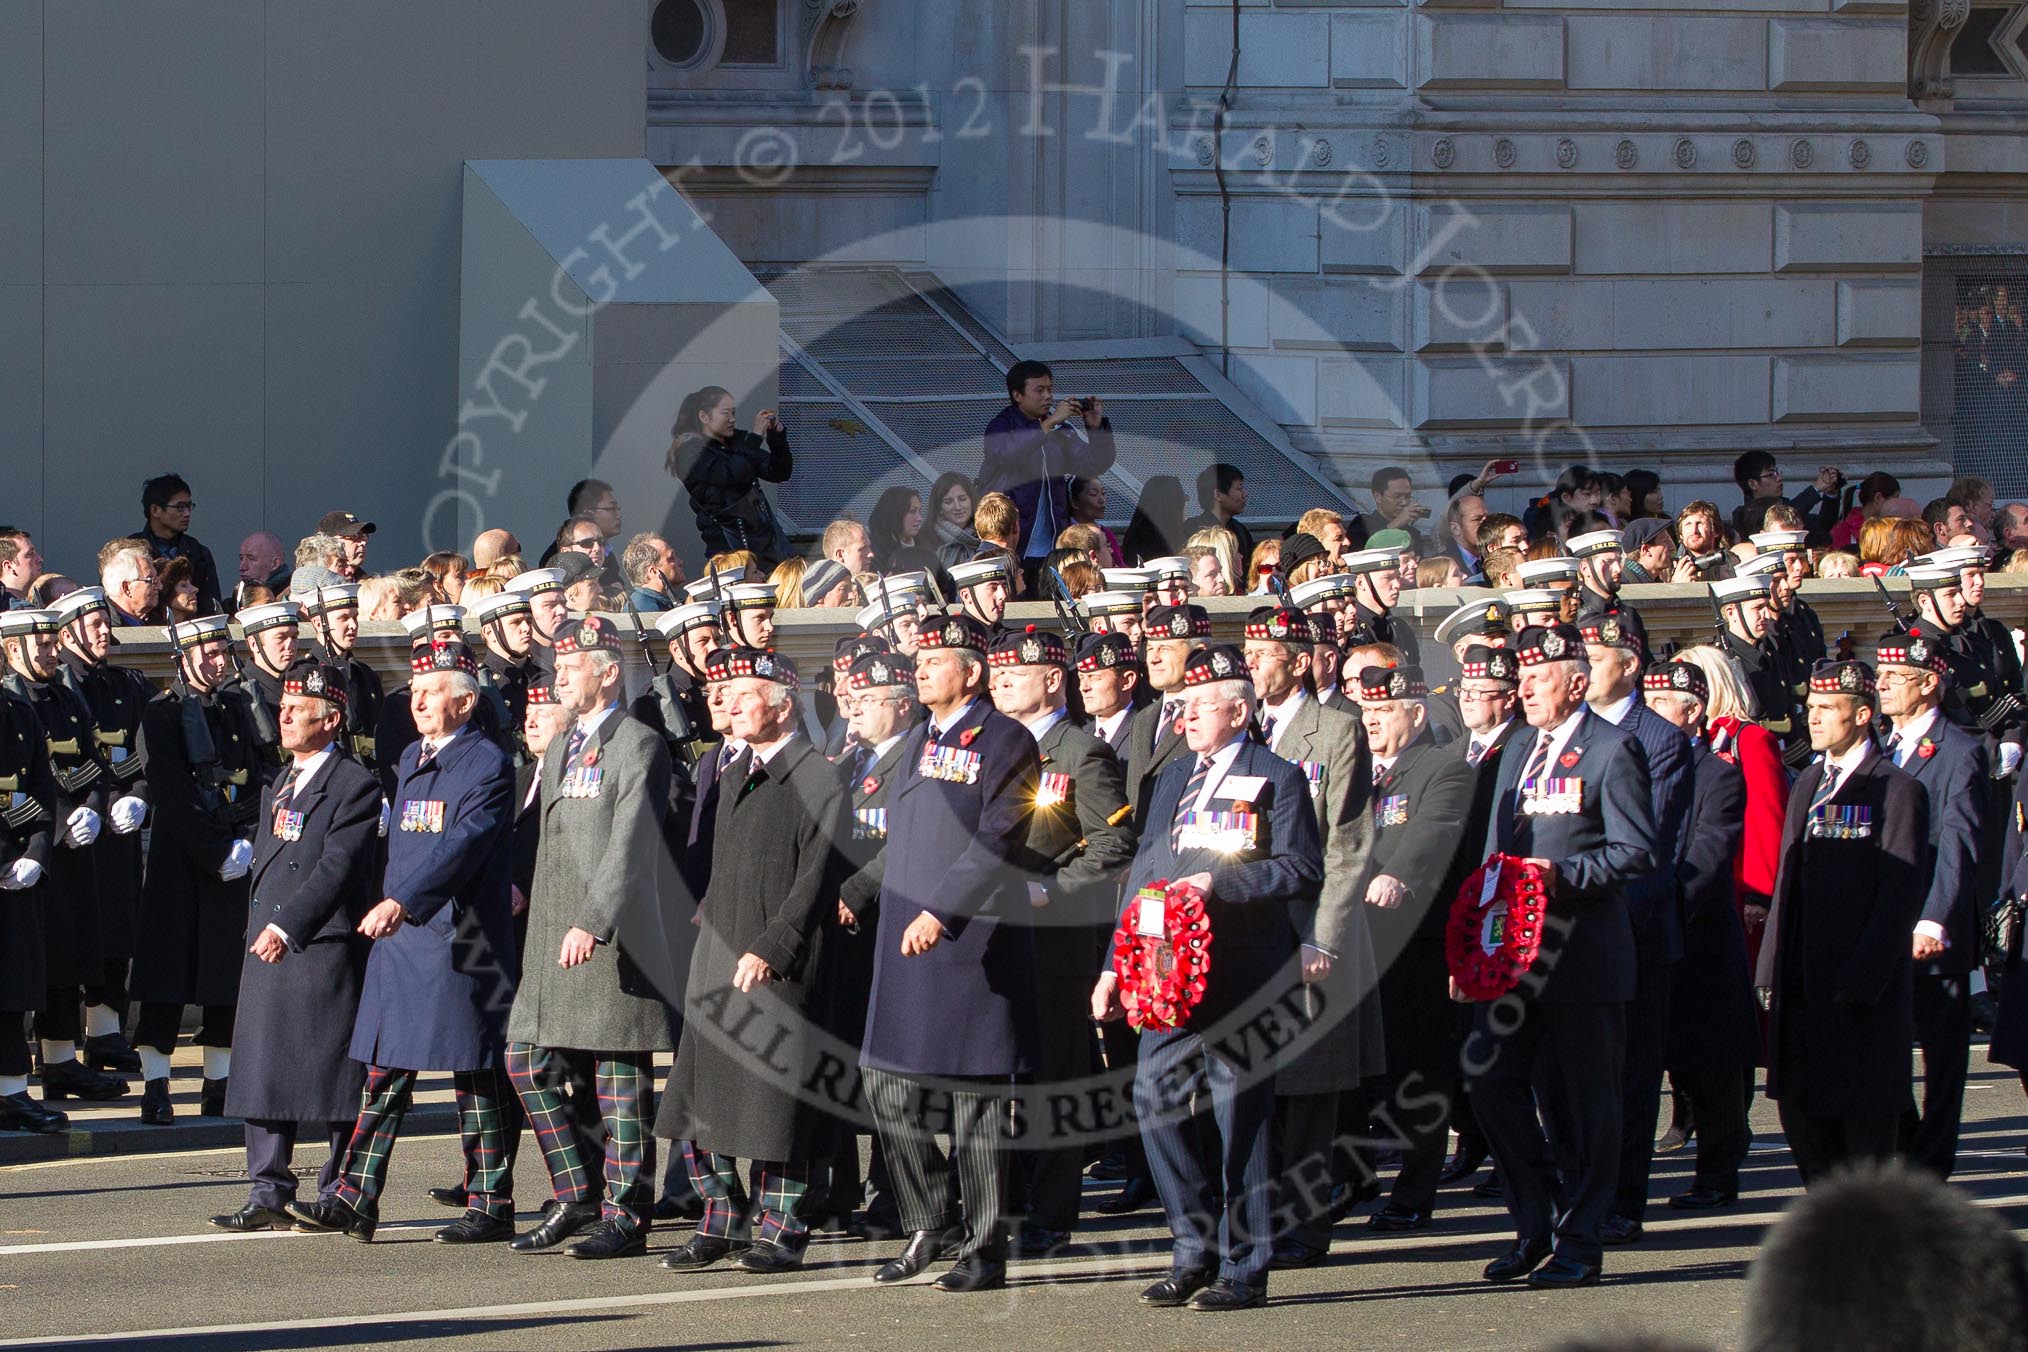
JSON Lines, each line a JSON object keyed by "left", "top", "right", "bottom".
{"left": 422, "top": 723, "right": 468, "bottom": 756}
{"left": 288, "top": 743, "right": 337, "bottom": 795}
{"left": 1261, "top": 688, "right": 1306, "bottom": 752}
{"left": 1889, "top": 705, "right": 1940, "bottom": 754}
{"left": 932, "top": 697, "right": 981, "bottom": 739}
{"left": 1591, "top": 690, "right": 1639, "bottom": 728}
{"left": 1189, "top": 736, "right": 1250, "bottom": 813}
{"left": 575, "top": 702, "right": 619, "bottom": 739}
{"left": 750, "top": 731, "right": 798, "bottom": 768}
{"left": 872, "top": 730, "right": 907, "bottom": 760}
{"left": 1093, "top": 707, "right": 1133, "bottom": 742}
{"left": 1470, "top": 717, "right": 1515, "bottom": 756}
{"left": 1524, "top": 707, "right": 1589, "bottom": 776}
{"left": 1825, "top": 737, "right": 1873, "bottom": 778}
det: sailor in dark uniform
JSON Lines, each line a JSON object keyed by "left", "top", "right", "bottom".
{"left": 1513, "top": 555, "right": 1585, "bottom": 628}
{"left": 471, "top": 590, "right": 540, "bottom": 749}
{"left": 1754, "top": 530, "right": 1828, "bottom": 673}
{"left": 723, "top": 582, "right": 779, "bottom": 651}
{"left": 505, "top": 568, "right": 569, "bottom": 671}
{"left": 1427, "top": 596, "right": 1514, "bottom": 749}
{"left": 232, "top": 601, "right": 300, "bottom": 772}
{"left": 1711, "top": 574, "right": 1801, "bottom": 760}
{"left": 1081, "top": 588, "right": 1149, "bottom": 651}
{"left": 1569, "top": 529, "right": 1647, "bottom": 654}
{"left": 0, "top": 676, "right": 63, "bottom": 1132}
{"left": 951, "top": 556, "right": 1015, "bottom": 636}
{"left": 301, "top": 583, "right": 385, "bottom": 773}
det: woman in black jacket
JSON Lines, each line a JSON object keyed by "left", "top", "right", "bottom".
{"left": 666, "top": 385, "right": 794, "bottom": 569}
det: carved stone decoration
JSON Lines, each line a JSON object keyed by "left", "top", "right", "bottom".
{"left": 1556, "top": 138, "right": 1578, "bottom": 168}
{"left": 1493, "top": 137, "right": 1517, "bottom": 168}
{"left": 1909, "top": 0, "right": 1972, "bottom": 101}
{"left": 1432, "top": 137, "right": 1456, "bottom": 169}
{"left": 1906, "top": 139, "right": 1931, "bottom": 168}
{"left": 803, "top": 0, "right": 864, "bottom": 89}
{"left": 1312, "top": 138, "right": 1333, "bottom": 168}
{"left": 1732, "top": 138, "right": 1756, "bottom": 168}
{"left": 1372, "top": 135, "right": 1390, "bottom": 169}
{"left": 1196, "top": 136, "right": 1215, "bottom": 167}
{"left": 1615, "top": 139, "right": 1638, "bottom": 170}
{"left": 1792, "top": 138, "right": 1814, "bottom": 169}
{"left": 1850, "top": 138, "right": 1872, "bottom": 169}
{"left": 1674, "top": 138, "right": 1697, "bottom": 169}
{"left": 1253, "top": 135, "right": 1275, "bottom": 167}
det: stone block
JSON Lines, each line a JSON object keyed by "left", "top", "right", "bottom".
{"left": 1566, "top": 16, "right": 1768, "bottom": 90}
{"left": 1177, "top": 197, "right": 1321, "bottom": 274}
{"left": 1320, "top": 356, "right": 1409, "bottom": 428}
{"left": 1321, "top": 202, "right": 1408, "bottom": 276}
{"left": 1414, "top": 277, "right": 1507, "bottom": 351}
{"left": 1571, "top": 355, "right": 1772, "bottom": 426}
{"left": 1331, "top": 14, "right": 1410, "bottom": 87}
{"left": 1836, "top": 279, "right": 1922, "bottom": 346}
{"left": 1184, "top": 10, "right": 1331, "bottom": 87}
{"left": 1272, "top": 277, "right": 1403, "bottom": 351}
{"left": 1413, "top": 357, "right": 1571, "bottom": 427}
{"left": 1772, "top": 354, "right": 1920, "bottom": 420}
{"left": 1767, "top": 18, "right": 1904, "bottom": 91}
{"left": 1416, "top": 205, "right": 1572, "bottom": 276}
{"left": 1774, "top": 204, "right": 1922, "bottom": 273}
{"left": 1504, "top": 278, "right": 1835, "bottom": 349}
{"left": 1415, "top": 15, "right": 1566, "bottom": 89}
{"left": 1175, "top": 272, "right": 1271, "bottom": 349}
{"left": 1230, "top": 352, "right": 1320, "bottom": 426}
{"left": 1575, "top": 202, "right": 1773, "bottom": 275}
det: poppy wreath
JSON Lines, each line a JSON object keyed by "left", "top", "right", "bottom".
{"left": 1445, "top": 853, "right": 1551, "bottom": 1000}
{"left": 1111, "top": 878, "right": 1213, "bottom": 1031}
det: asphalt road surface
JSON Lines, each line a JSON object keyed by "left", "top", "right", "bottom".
{"left": 7, "top": 1058, "right": 2028, "bottom": 1352}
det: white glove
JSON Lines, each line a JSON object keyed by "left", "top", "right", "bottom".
{"left": 219, "top": 838, "right": 254, "bottom": 882}
{"left": 62, "top": 806, "right": 102, "bottom": 849}
{"left": 109, "top": 796, "right": 147, "bottom": 834}
{"left": 377, "top": 798, "right": 390, "bottom": 839}
{"left": 1, "top": 858, "right": 44, "bottom": 891}
{"left": 1999, "top": 743, "right": 2023, "bottom": 779}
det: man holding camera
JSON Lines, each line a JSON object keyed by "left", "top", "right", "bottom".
{"left": 978, "top": 361, "right": 1115, "bottom": 594}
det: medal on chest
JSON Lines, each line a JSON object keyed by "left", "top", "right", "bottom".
{"left": 1520, "top": 776, "right": 1583, "bottom": 816}
{"left": 272, "top": 806, "right": 304, "bottom": 842}
{"left": 399, "top": 798, "right": 446, "bottom": 833}
{"left": 917, "top": 743, "right": 982, "bottom": 785}
{"left": 1036, "top": 770, "right": 1073, "bottom": 808}
{"left": 852, "top": 806, "right": 887, "bottom": 841}
{"left": 1175, "top": 808, "right": 1259, "bottom": 854}
{"left": 560, "top": 765, "right": 604, "bottom": 799}
{"left": 1807, "top": 804, "right": 1873, "bottom": 840}
{"left": 1375, "top": 792, "right": 1410, "bottom": 827}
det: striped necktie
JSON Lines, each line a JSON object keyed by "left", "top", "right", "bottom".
{"left": 1883, "top": 733, "right": 1903, "bottom": 767}
{"left": 562, "top": 724, "right": 587, "bottom": 767}
{"left": 1520, "top": 730, "right": 1553, "bottom": 786}
{"left": 1172, "top": 755, "right": 1214, "bottom": 851}
{"left": 1466, "top": 739, "right": 1487, "bottom": 767}
{"left": 1809, "top": 763, "right": 1842, "bottom": 815}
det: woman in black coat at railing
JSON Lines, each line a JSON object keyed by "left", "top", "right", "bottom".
{"left": 666, "top": 385, "right": 793, "bottom": 570}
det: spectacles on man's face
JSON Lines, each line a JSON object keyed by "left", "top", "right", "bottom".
{"left": 570, "top": 537, "right": 601, "bottom": 549}
{"left": 164, "top": 499, "right": 195, "bottom": 512}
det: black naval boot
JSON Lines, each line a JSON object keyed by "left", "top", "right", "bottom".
{"left": 139, "top": 1077, "right": 173, "bottom": 1126}
{"left": 40, "top": 1057, "right": 129, "bottom": 1101}
{"left": 82, "top": 1033, "right": 142, "bottom": 1074}
{"left": 200, "top": 1076, "right": 228, "bottom": 1117}
{"left": 0, "top": 1091, "right": 67, "bottom": 1134}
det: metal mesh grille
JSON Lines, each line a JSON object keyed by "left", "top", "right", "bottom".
{"left": 903, "top": 271, "right": 1021, "bottom": 365}
{"left": 1042, "top": 360, "right": 1208, "bottom": 396}
{"left": 821, "top": 355, "right": 1008, "bottom": 398}
{"left": 768, "top": 400, "right": 912, "bottom": 530}
{"left": 1922, "top": 258, "right": 2028, "bottom": 495}
{"left": 776, "top": 361, "right": 829, "bottom": 400}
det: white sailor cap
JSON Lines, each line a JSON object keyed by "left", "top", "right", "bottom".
{"left": 51, "top": 587, "right": 111, "bottom": 626}
{"left": 1710, "top": 575, "right": 1773, "bottom": 603}
{"left": 1288, "top": 573, "right": 1359, "bottom": 610}
{"left": 725, "top": 582, "right": 777, "bottom": 612}
{"left": 1751, "top": 531, "right": 1810, "bottom": 556}
{"left": 1099, "top": 567, "right": 1155, "bottom": 593}
{"left": 469, "top": 590, "right": 531, "bottom": 623}
{"left": 1735, "top": 552, "right": 1786, "bottom": 579}
{"left": 878, "top": 571, "right": 933, "bottom": 601}
{"left": 1143, "top": 556, "right": 1192, "bottom": 584}
{"left": 1341, "top": 548, "right": 1405, "bottom": 577}
{"left": 301, "top": 583, "right": 361, "bottom": 615}
{"left": 170, "top": 614, "right": 234, "bottom": 649}
{"left": 1501, "top": 588, "right": 1566, "bottom": 613}
{"left": 0, "top": 608, "right": 60, "bottom": 639}
{"left": 1919, "top": 546, "right": 1988, "bottom": 572}
{"left": 1079, "top": 589, "right": 1145, "bottom": 619}
{"left": 950, "top": 557, "right": 1014, "bottom": 590}
{"left": 1567, "top": 530, "right": 1623, "bottom": 560}
{"left": 1906, "top": 565, "right": 1961, "bottom": 592}
{"left": 1434, "top": 596, "right": 1514, "bottom": 648}
{"left": 506, "top": 568, "right": 565, "bottom": 597}
{"left": 654, "top": 602, "right": 722, "bottom": 639}
{"left": 237, "top": 601, "right": 302, "bottom": 636}
{"left": 400, "top": 604, "right": 466, "bottom": 638}
{"left": 1514, "top": 556, "right": 1581, "bottom": 587}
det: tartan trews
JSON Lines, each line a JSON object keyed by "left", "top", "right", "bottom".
{"left": 335, "top": 1064, "right": 521, "bottom": 1221}
{"left": 506, "top": 1042, "right": 657, "bottom": 1230}
{"left": 681, "top": 1140, "right": 811, "bottom": 1247}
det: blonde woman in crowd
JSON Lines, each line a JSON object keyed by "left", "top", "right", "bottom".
{"left": 1185, "top": 525, "right": 1242, "bottom": 595}
{"left": 1814, "top": 552, "right": 1860, "bottom": 579}
{"left": 1246, "top": 537, "right": 1281, "bottom": 593}
{"left": 1416, "top": 555, "right": 1466, "bottom": 590}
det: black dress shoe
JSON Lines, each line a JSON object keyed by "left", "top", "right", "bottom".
{"left": 0, "top": 1091, "right": 67, "bottom": 1134}
{"left": 659, "top": 1234, "right": 747, "bottom": 1271}
{"left": 40, "top": 1058, "right": 129, "bottom": 1102}
{"left": 1140, "top": 1267, "right": 1215, "bottom": 1307}
{"left": 200, "top": 1076, "right": 228, "bottom": 1117}
{"left": 1599, "top": 1215, "right": 1643, "bottom": 1245}
{"left": 1483, "top": 1237, "right": 1553, "bottom": 1283}
{"left": 1012, "top": 1224, "right": 1071, "bottom": 1257}
{"left": 509, "top": 1199, "right": 600, "bottom": 1253}
{"left": 873, "top": 1225, "right": 964, "bottom": 1284}
{"left": 1529, "top": 1254, "right": 1603, "bottom": 1288}
{"left": 1654, "top": 1123, "right": 1693, "bottom": 1154}
{"left": 1439, "top": 1149, "right": 1486, "bottom": 1185}
{"left": 733, "top": 1240, "right": 804, "bottom": 1274}
{"left": 1186, "top": 1279, "right": 1266, "bottom": 1311}
{"left": 1368, "top": 1203, "right": 1431, "bottom": 1232}
{"left": 286, "top": 1196, "right": 375, "bottom": 1242}
{"left": 565, "top": 1218, "right": 646, "bottom": 1259}
{"left": 428, "top": 1185, "right": 469, "bottom": 1210}
{"left": 209, "top": 1203, "right": 292, "bottom": 1232}
{"left": 139, "top": 1077, "right": 172, "bottom": 1126}
{"left": 932, "top": 1255, "right": 1007, "bottom": 1293}
{"left": 435, "top": 1209, "right": 515, "bottom": 1244}
{"left": 1667, "top": 1185, "right": 1737, "bottom": 1210}
{"left": 1095, "top": 1175, "right": 1157, "bottom": 1216}
{"left": 1268, "top": 1239, "right": 1328, "bottom": 1270}
{"left": 82, "top": 1033, "right": 141, "bottom": 1073}
{"left": 652, "top": 1195, "right": 704, "bottom": 1223}
{"left": 1473, "top": 1173, "right": 1505, "bottom": 1199}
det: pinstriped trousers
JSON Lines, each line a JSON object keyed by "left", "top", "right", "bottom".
{"left": 860, "top": 1065, "right": 1011, "bottom": 1261}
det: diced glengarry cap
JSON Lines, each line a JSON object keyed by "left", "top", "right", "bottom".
{"left": 1751, "top": 530, "right": 1809, "bottom": 556}
{"left": 236, "top": 601, "right": 301, "bottom": 636}
{"left": 1074, "top": 631, "right": 1137, "bottom": 672}
{"left": 915, "top": 611, "right": 991, "bottom": 654}
{"left": 1180, "top": 644, "right": 1251, "bottom": 688}
{"left": 987, "top": 624, "right": 1067, "bottom": 669}
{"left": 1709, "top": 575, "right": 1772, "bottom": 604}
{"left": 1514, "top": 556, "right": 1581, "bottom": 586}
{"left": 409, "top": 640, "right": 478, "bottom": 679}
{"left": 655, "top": 602, "right": 722, "bottom": 641}
{"left": 1809, "top": 658, "right": 1875, "bottom": 696}
{"left": 834, "top": 633, "right": 888, "bottom": 671}
{"left": 51, "top": 587, "right": 111, "bottom": 625}
{"left": 0, "top": 608, "right": 60, "bottom": 639}
{"left": 1459, "top": 644, "right": 1518, "bottom": 684}
{"left": 1577, "top": 612, "right": 1639, "bottom": 652}
{"left": 470, "top": 591, "right": 531, "bottom": 623}
{"left": 169, "top": 614, "right": 233, "bottom": 650}
{"left": 950, "top": 557, "right": 1014, "bottom": 590}
{"left": 725, "top": 646, "right": 798, "bottom": 689}
{"left": 281, "top": 658, "right": 349, "bottom": 710}
{"left": 1356, "top": 663, "right": 1427, "bottom": 701}
{"left": 1287, "top": 573, "right": 1358, "bottom": 610}
{"left": 1567, "top": 530, "right": 1623, "bottom": 559}
{"left": 1643, "top": 661, "right": 1708, "bottom": 701}
{"left": 553, "top": 616, "right": 622, "bottom": 655}
{"left": 1434, "top": 597, "right": 1510, "bottom": 648}
{"left": 701, "top": 647, "right": 736, "bottom": 682}
{"left": 505, "top": 568, "right": 565, "bottom": 597}
{"left": 526, "top": 675, "right": 559, "bottom": 706}
{"left": 1243, "top": 605, "right": 1310, "bottom": 643}
{"left": 1875, "top": 627, "right": 1948, "bottom": 674}
{"left": 1079, "top": 589, "right": 1144, "bottom": 619}
{"left": 1143, "top": 604, "right": 1212, "bottom": 640}
{"left": 847, "top": 651, "right": 913, "bottom": 691}
{"left": 1514, "top": 623, "right": 1586, "bottom": 666}
{"left": 400, "top": 604, "right": 466, "bottom": 638}
{"left": 301, "top": 583, "right": 360, "bottom": 616}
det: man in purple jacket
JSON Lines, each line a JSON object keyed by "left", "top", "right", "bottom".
{"left": 977, "top": 361, "right": 1116, "bottom": 589}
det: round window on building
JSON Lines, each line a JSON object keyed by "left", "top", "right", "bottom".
{"left": 652, "top": 0, "right": 714, "bottom": 67}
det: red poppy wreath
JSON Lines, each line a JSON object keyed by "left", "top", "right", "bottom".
{"left": 1445, "top": 853, "right": 1551, "bottom": 1000}
{"left": 1111, "top": 879, "right": 1213, "bottom": 1031}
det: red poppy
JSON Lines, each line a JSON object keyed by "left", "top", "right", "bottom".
{"left": 1918, "top": 739, "right": 1936, "bottom": 759}
{"left": 1111, "top": 879, "right": 1213, "bottom": 1032}
{"left": 861, "top": 776, "right": 880, "bottom": 796}
{"left": 583, "top": 747, "right": 599, "bottom": 767}
{"left": 958, "top": 726, "right": 980, "bottom": 748}
{"left": 1445, "top": 854, "right": 1551, "bottom": 1000}
{"left": 1559, "top": 750, "right": 1580, "bottom": 768}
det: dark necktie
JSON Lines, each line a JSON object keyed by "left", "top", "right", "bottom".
{"left": 1466, "top": 740, "right": 1487, "bottom": 767}
{"left": 1883, "top": 733, "right": 1903, "bottom": 767}
{"left": 562, "top": 724, "right": 588, "bottom": 767}
{"left": 1162, "top": 698, "right": 1181, "bottom": 732}
{"left": 1520, "top": 731, "right": 1553, "bottom": 786}
{"left": 417, "top": 740, "right": 438, "bottom": 770}
{"left": 1809, "top": 763, "right": 1842, "bottom": 815}
{"left": 273, "top": 764, "right": 299, "bottom": 810}
{"left": 1258, "top": 713, "right": 1276, "bottom": 747}
{"left": 850, "top": 742, "right": 874, "bottom": 787}
{"left": 1173, "top": 755, "right": 1214, "bottom": 851}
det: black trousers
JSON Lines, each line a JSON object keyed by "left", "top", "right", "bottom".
{"left": 1778, "top": 1101, "right": 1899, "bottom": 1186}
{"left": 0, "top": 1019, "right": 28, "bottom": 1075}
{"left": 862, "top": 1065, "right": 1010, "bottom": 1261}
{"left": 85, "top": 959, "right": 128, "bottom": 1013}
{"left": 36, "top": 992, "right": 82, "bottom": 1042}
{"left": 1671, "top": 1063, "right": 1751, "bottom": 1194}
{"left": 1017, "top": 972, "right": 1101, "bottom": 1233}
{"left": 245, "top": 1119, "right": 348, "bottom": 1210}
{"left": 1375, "top": 943, "right": 1466, "bottom": 1215}
{"left": 1097, "top": 1018, "right": 1150, "bottom": 1178}
{"left": 134, "top": 1002, "right": 234, "bottom": 1055}
{"left": 1466, "top": 998, "right": 1625, "bottom": 1267}
{"left": 1273, "top": 1091, "right": 1347, "bottom": 1251}
{"left": 1611, "top": 960, "right": 1673, "bottom": 1222}
{"left": 1904, "top": 971, "right": 1972, "bottom": 1178}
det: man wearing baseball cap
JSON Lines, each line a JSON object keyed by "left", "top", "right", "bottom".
{"left": 316, "top": 512, "right": 376, "bottom": 582}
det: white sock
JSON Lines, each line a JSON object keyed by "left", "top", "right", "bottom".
{"left": 139, "top": 1048, "right": 173, "bottom": 1081}
{"left": 0, "top": 1075, "right": 26, "bottom": 1097}
{"left": 1972, "top": 968, "right": 1990, "bottom": 996}
{"left": 39, "top": 1040, "right": 77, "bottom": 1068}
{"left": 84, "top": 1005, "right": 121, "bottom": 1038}
{"left": 202, "top": 1047, "right": 232, "bottom": 1080}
